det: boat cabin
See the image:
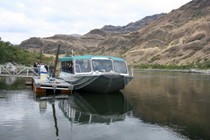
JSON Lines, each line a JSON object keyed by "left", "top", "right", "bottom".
{"left": 59, "top": 55, "right": 129, "bottom": 75}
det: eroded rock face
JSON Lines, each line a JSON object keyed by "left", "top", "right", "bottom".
{"left": 20, "top": 0, "right": 210, "bottom": 65}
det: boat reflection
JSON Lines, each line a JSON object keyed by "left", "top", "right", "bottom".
{"left": 35, "top": 92, "right": 132, "bottom": 139}
{"left": 59, "top": 92, "right": 133, "bottom": 124}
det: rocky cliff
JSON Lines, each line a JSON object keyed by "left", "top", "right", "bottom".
{"left": 20, "top": 0, "right": 210, "bottom": 66}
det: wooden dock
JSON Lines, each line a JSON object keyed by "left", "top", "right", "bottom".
{"left": 32, "top": 76, "right": 73, "bottom": 97}
{"left": 1, "top": 64, "right": 74, "bottom": 96}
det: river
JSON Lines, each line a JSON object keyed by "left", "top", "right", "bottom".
{"left": 0, "top": 70, "right": 210, "bottom": 140}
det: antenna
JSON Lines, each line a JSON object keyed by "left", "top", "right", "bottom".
{"left": 71, "top": 49, "right": 74, "bottom": 56}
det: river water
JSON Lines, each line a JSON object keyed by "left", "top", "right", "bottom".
{"left": 0, "top": 70, "right": 210, "bottom": 140}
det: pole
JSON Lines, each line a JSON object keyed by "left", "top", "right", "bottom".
{"left": 52, "top": 44, "right": 60, "bottom": 139}
{"left": 39, "top": 49, "right": 43, "bottom": 63}
{"left": 53, "top": 44, "right": 60, "bottom": 77}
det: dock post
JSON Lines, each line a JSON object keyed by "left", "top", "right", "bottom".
{"left": 27, "top": 67, "right": 29, "bottom": 76}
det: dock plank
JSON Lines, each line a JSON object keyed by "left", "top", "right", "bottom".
{"left": 32, "top": 76, "right": 73, "bottom": 96}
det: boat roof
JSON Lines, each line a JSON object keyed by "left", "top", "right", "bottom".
{"left": 59, "top": 55, "right": 125, "bottom": 62}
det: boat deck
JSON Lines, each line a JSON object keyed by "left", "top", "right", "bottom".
{"left": 32, "top": 76, "right": 73, "bottom": 96}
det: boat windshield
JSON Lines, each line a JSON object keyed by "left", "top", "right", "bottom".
{"left": 75, "top": 59, "right": 91, "bottom": 73}
{"left": 92, "top": 59, "right": 113, "bottom": 72}
{"left": 113, "top": 60, "right": 127, "bottom": 74}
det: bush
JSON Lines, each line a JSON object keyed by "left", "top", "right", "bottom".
{"left": 0, "top": 40, "right": 52, "bottom": 65}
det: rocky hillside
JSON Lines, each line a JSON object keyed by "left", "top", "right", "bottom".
{"left": 20, "top": 12, "right": 164, "bottom": 56}
{"left": 20, "top": 0, "right": 210, "bottom": 66}
{"left": 123, "top": 0, "right": 210, "bottom": 65}
{"left": 101, "top": 13, "right": 166, "bottom": 33}
{"left": 20, "top": 30, "right": 109, "bottom": 55}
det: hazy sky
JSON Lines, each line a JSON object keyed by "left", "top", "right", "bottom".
{"left": 0, "top": 0, "right": 191, "bottom": 44}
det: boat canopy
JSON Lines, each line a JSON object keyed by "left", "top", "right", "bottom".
{"left": 59, "top": 55, "right": 125, "bottom": 62}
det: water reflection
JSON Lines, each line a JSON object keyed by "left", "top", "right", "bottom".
{"left": 0, "top": 81, "right": 187, "bottom": 140}
{"left": 36, "top": 98, "right": 61, "bottom": 140}
{"left": 0, "top": 77, "right": 27, "bottom": 90}
{"left": 59, "top": 92, "right": 133, "bottom": 124}
{"left": 123, "top": 70, "right": 210, "bottom": 140}
{"left": 2, "top": 71, "right": 209, "bottom": 139}
{"left": 39, "top": 100, "right": 47, "bottom": 113}
{"left": 34, "top": 92, "right": 132, "bottom": 140}
{"left": 52, "top": 103, "right": 59, "bottom": 139}
{"left": 5, "top": 76, "right": 17, "bottom": 85}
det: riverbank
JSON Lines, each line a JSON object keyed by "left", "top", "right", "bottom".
{"left": 134, "top": 68, "right": 210, "bottom": 74}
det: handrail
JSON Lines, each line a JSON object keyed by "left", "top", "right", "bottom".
{"left": 0, "top": 65, "right": 12, "bottom": 74}
{"left": 0, "top": 64, "right": 39, "bottom": 76}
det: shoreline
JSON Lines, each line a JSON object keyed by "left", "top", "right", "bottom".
{"left": 133, "top": 68, "right": 210, "bottom": 74}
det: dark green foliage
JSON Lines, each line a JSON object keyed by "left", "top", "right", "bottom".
{"left": 192, "top": 11, "right": 205, "bottom": 19}
{"left": 0, "top": 40, "right": 52, "bottom": 66}
{"left": 149, "top": 55, "right": 161, "bottom": 63}
{"left": 207, "top": 38, "right": 210, "bottom": 42}
{"left": 195, "top": 59, "right": 210, "bottom": 69}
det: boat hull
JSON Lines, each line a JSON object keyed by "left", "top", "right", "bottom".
{"left": 72, "top": 74, "right": 133, "bottom": 93}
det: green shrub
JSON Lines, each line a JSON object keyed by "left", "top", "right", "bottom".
{"left": 0, "top": 40, "right": 52, "bottom": 65}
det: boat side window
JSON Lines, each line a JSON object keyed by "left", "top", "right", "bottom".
{"left": 75, "top": 59, "right": 91, "bottom": 73}
{"left": 61, "top": 62, "right": 66, "bottom": 72}
{"left": 92, "top": 59, "right": 113, "bottom": 72}
{"left": 113, "top": 60, "right": 127, "bottom": 74}
{"left": 66, "top": 61, "right": 74, "bottom": 74}
{"left": 61, "top": 61, "right": 74, "bottom": 73}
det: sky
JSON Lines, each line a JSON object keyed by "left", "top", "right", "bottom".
{"left": 0, "top": 0, "right": 191, "bottom": 44}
